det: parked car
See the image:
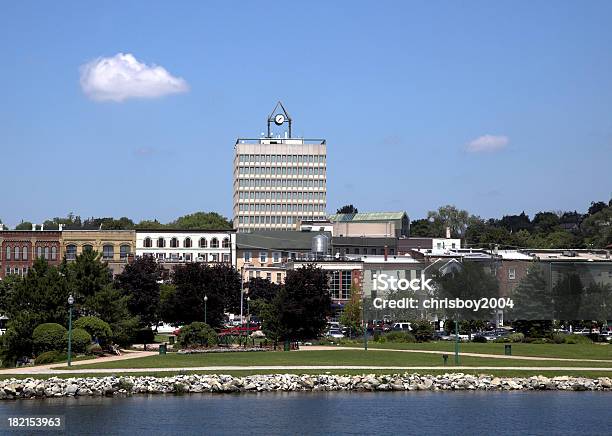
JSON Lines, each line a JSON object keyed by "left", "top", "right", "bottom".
{"left": 433, "top": 331, "right": 452, "bottom": 341}
{"left": 392, "top": 322, "right": 412, "bottom": 331}
{"left": 598, "top": 331, "right": 612, "bottom": 342}
{"left": 326, "top": 329, "right": 344, "bottom": 339}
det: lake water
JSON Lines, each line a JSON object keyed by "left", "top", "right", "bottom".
{"left": 0, "top": 391, "right": 610, "bottom": 435}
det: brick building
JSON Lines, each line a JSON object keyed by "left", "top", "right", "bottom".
{"left": 0, "top": 228, "right": 62, "bottom": 279}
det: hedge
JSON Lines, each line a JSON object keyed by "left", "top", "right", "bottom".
{"left": 33, "top": 323, "right": 67, "bottom": 354}
{"left": 74, "top": 316, "right": 112, "bottom": 347}
{"left": 63, "top": 328, "right": 92, "bottom": 354}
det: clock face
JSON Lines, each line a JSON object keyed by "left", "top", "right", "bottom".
{"left": 274, "top": 114, "right": 285, "bottom": 125}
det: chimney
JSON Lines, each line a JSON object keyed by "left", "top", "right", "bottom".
{"left": 384, "top": 245, "right": 388, "bottom": 261}
{"left": 445, "top": 226, "right": 451, "bottom": 239}
{"left": 41, "top": 223, "right": 44, "bottom": 231}
{"left": 32, "top": 223, "right": 36, "bottom": 231}
{"left": 59, "top": 224, "right": 64, "bottom": 232}
{"left": 0, "top": 223, "right": 3, "bottom": 230}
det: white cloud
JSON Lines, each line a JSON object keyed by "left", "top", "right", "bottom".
{"left": 466, "top": 134, "right": 509, "bottom": 153}
{"left": 79, "top": 53, "right": 189, "bottom": 102}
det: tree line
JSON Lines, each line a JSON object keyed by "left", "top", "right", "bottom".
{"left": 5, "top": 211, "right": 232, "bottom": 231}
{"left": 408, "top": 199, "right": 612, "bottom": 249}
{"left": 0, "top": 252, "right": 331, "bottom": 365}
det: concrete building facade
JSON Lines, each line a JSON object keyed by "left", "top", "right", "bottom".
{"left": 135, "top": 230, "right": 236, "bottom": 267}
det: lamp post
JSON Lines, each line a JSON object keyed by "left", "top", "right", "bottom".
{"left": 204, "top": 295, "right": 208, "bottom": 324}
{"left": 67, "top": 294, "right": 74, "bottom": 367}
{"left": 362, "top": 292, "right": 368, "bottom": 351}
{"left": 454, "top": 319, "right": 460, "bottom": 365}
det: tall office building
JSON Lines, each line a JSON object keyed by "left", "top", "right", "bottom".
{"left": 233, "top": 102, "right": 327, "bottom": 232}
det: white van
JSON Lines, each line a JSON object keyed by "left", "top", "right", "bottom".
{"left": 392, "top": 322, "right": 412, "bottom": 331}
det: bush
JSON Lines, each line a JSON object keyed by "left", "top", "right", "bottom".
{"left": 33, "top": 323, "right": 67, "bottom": 354}
{"left": 564, "top": 334, "right": 592, "bottom": 344}
{"left": 411, "top": 320, "right": 434, "bottom": 342}
{"left": 87, "top": 343, "right": 104, "bottom": 355}
{"left": 34, "top": 350, "right": 62, "bottom": 365}
{"left": 552, "top": 333, "right": 566, "bottom": 344}
{"left": 177, "top": 322, "right": 218, "bottom": 348}
{"left": 507, "top": 333, "right": 525, "bottom": 343}
{"left": 472, "top": 335, "right": 488, "bottom": 343}
{"left": 527, "top": 338, "right": 551, "bottom": 344}
{"left": 64, "top": 328, "right": 92, "bottom": 354}
{"left": 74, "top": 316, "right": 112, "bottom": 347}
{"left": 382, "top": 331, "right": 416, "bottom": 343}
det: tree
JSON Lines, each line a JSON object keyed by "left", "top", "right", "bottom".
{"left": 581, "top": 205, "right": 612, "bottom": 248}
{"left": 245, "top": 277, "right": 280, "bottom": 303}
{"left": 410, "top": 218, "right": 436, "bottom": 237}
{"left": 136, "top": 219, "right": 166, "bottom": 229}
{"left": 336, "top": 205, "right": 358, "bottom": 214}
{"left": 553, "top": 272, "right": 584, "bottom": 322}
{"left": 15, "top": 221, "right": 33, "bottom": 230}
{"left": 499, "top": 212, "right": 532, "bottom": 233}
{"left": 115, "top": 256, "right": 164, "bottom": 325}
{"left": 169, "top": 212, "right": 232, "bottom": 230}
{"left": 170, "top": 263, "right": 240, "bottom": 327}
{"left": 532, "top": 212, "right": 560, "bottom": 234}
{"left": 588, "top": 201, "right": 607, "bottom": 216}
{"left": 276, "top": 265, "right": 332, "bottom": 341}
{"left": 427, "top": 205, "right": 471, "bottom": 238}
{"left": 433, "top": 261, "right": 499, "bottom": 321}
{"left": 339, "top": 287, "right": 363, "bottom": 337}
{"left": 509, "top": 265, "right": 554, "bottom": 337}
{"left": 158, "top": 284, "right": 178, "bottom": 323}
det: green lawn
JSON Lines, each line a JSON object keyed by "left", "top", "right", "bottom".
{"left": 62, "top": 349, "right": 612, "bottom": 370}
{"left": 338, "top": 341, "right": 612, "bottom": 360}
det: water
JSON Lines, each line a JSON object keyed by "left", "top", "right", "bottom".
{"left": 0, "top": 391, "right": 610, "bottom": 435}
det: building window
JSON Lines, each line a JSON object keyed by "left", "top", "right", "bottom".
{"left": 184, "top": 237, "right": 192, "bottom": 248}
{"left": 222, "top": 237, "right": 230, "bottom": 248}
{"left": 83, "top": 244, "right": 93, "bottom": 252}
{"left": 103, "top": 244, "right": 114, "bottom": 260}
{"left": 51, "top": 246, "right": 57, "bottom": 260}
{"left": 14, "top": 246, "right": 20, "bottom": 260}
{"left": 272, "top": 252, "right": 281, "bottom": 263}
{"left": 66, "top": 244, "right": 77, "bottom": 260}
{"left": 244, "top": 251, "right": 252, "bottom": 262}
{"left": 170, "top": 237, "right": 179, "bottom": 248}
{"left": 6, "top": 246, "right": 11, "bottom": 260}
{"left": 120, "top": 245, "right": 130, "bottom": 259}
{"left": 508, "top": 268, "right": 516, "bottom": 280}
{"left": 44, "top": 247, "right": 49, "bottom": 260}
{"left": 211, "top": 254, "right": 218, "bottom": 262}
{"left": 223, "top": 253, "right": 230, "bottom": 263}
{"left": 157, "top": 237, "right": 165, "bottom": 248}
{"left": 276, "top": 273, "right": 282, "bottom": 284}
{"left": 210, "top": 238, "right": 219, "bottom": 248}
{"left": 199, "top": 238, "right": 207, "bottom": 248}
{"left": 259, "top": 251, "right": 267, "bottom": 263}
{"left": 143, "top": 237, "right": 152, "bottom": 248}
{"left": 266, "top": 272, "right": 272, "bottom": 281}
{"left": 22, "top": 246, "right": 28, "bottom": 260}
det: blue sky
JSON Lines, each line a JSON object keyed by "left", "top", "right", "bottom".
{"left": 1, "top": 1, "right": 611, "bottom": 227}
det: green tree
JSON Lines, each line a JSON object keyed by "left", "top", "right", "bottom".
{"left": 115, "top": 256, "right": 164, "bottom": 325}
{"left": 427, "top": 205, "right": 471, "bottom": 238}
{"left": 553, "top": 272, "right": 584, "bottom": 322}
{"left": 15, "top": 221, "right": 33, "bottom": 230}
{"left": 339, "top": 288, "right": 363, "bottom": 337}
{"left": 276, "top": 265, "right": 332, "bottom": 341}
{"left": 170, "top": 263, "right": 240, "bottom": 327}
{"left": 336, "top": 205, "right": 358, "bottom": 214}
{"left": 169, "top": 212, "right": 232, "bottom": 230}
{"left": 136, "top": 219, "right": 166, "bottom": 229}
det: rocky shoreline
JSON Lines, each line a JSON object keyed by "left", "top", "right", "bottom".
{"left": 1, "top": 373, "right": 611, "bottom": 399}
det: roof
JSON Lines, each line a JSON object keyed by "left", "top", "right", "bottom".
{"left": 328, "top": 211, "right": 408, "bottom": 222}
{"left": 332, "top": 236, "right": 397, "bottom": 246}
{"left": 237, "top": 231, "right": 331, "bottom": 251}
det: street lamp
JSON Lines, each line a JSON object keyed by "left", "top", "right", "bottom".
{"left": 204, "top": 295, "right": 208, "bottom": 325}
{"left": 67, "top": 294, "right": 74, "bottom": 367}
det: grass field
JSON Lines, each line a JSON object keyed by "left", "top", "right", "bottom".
{"left": 340, "top": 342, "right": 612, "bottom": 360}
{"left": 62, "top": 349, "right": 612, "bottom": 370}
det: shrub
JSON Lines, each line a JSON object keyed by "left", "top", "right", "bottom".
{"left": 527, "top": 338, "right": 551, "bottom": 344}
{"left": 411, "top": 320, "right": 434, "bottom": 342}
{"left": 507, "top": 333, "right": 525, "bottom": 343}
{"left": 471, "top": 335, "right": 487, "bottom": 343}
{"left": 564, "top": 334, "right": 592, "bottom": 344}
{"left": 383, "top": 331, "right": 416, "bottom": 343}
{"left": 74, "top": 316, "right": 112, "bottom": 347}
{"left": 177, "top": 322, "right": 218, "bottom": 348}
{"left": 87, "top": 343, "right": 104, "bottom": 355}
{"left": 34, "top": 350, "right": 61, "bottom": 365}
{"left": 551, "top": 333, "right": 566, "bottom": 344}
{"left": 64, "top": 328, "right": 92, "bottom": 354}
{"left": 33, "top": 323, "right": 67, "bottom": 354}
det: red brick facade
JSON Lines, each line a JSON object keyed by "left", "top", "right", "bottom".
{"left": 0, "top": 231, "right": 62, "bottom": 279}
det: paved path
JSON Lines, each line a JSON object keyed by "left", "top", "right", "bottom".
{"left": 300, "top": 345, "right": 612, "bottom": 363}
{"left": 2, "top": 366, "right": 612, "bottom": 375}
{"left": 0, "top": 351, "right": 157, "bottom": 375}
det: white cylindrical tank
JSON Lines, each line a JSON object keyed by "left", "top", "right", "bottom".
{"left": 312, "top": 234, "right": 329, "bottom": 256}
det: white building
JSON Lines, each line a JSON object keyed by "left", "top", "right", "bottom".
{"left": 135, "top": 230, "right": 236, "bottom": 266}
{"left": 233, "top": 102, "right": 327, "bottom": 232}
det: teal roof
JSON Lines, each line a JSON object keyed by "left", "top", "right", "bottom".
{"left": 328, "top": 212, "right": 407, "bottom": 222}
